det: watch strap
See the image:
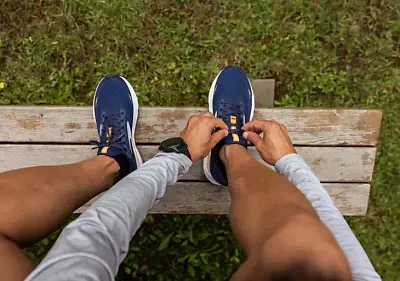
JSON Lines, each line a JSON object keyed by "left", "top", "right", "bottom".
{"left": 158, "top": 137, "right": 192, "bottom": 161}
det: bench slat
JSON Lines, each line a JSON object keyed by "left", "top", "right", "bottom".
{"left": 0, "top": 145, "right": 376, "bottom": 182}
{"left": 75, "top": 182, "right": 370, "bottom": 216}
{"left": 0, "top": 106, "right": 382, "bottom": 146}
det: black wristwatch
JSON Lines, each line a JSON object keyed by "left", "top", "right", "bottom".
{"left": 158, "top": 137, "right": 192, "bottom": 161}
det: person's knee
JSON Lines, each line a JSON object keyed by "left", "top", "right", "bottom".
{"left": 256, "top": 214, "right": 352, "bottom": 281}
{"left": 268, "top": 245, "right": 352, "bottom": 281}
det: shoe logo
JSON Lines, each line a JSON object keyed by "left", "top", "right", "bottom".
{"left": 127, "top": 121, "right": 133, "bottom": 154}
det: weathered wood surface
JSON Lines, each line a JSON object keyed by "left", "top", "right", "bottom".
{"left": 0, "top": 145, "right": 376, "bottom": 182}
{"left": 75, "top": 182, "right": 370, "bottom": 216}
{"left": 252, "top": 79, "right": 275, "bottom": 107}
{"left": 0, "top": 107, "right": 382, "bottom": 146}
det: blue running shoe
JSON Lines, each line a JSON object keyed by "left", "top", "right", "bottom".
{"left": 91, "top": 75, "right": 143, "bottom": 182}
{"left": 203, "top": 66, "right": 255, "bottom": 186}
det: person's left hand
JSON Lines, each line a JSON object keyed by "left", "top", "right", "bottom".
{"left": 180, "top": 112, "right": 228, "bottom": 162}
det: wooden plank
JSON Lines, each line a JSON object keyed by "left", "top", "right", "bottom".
{"left": 0, "top": 106, "right": 382, "bottom": 146}
{"left": 0, "top": 145, "right": 376, "bottom": 182}
{"left": 252, "top": 79, "right": 275, "bottom": 107}
{"left": 75, "top": 182, "right": 370, "bottom": 216}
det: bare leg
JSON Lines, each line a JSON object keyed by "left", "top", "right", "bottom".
{"left": 222, "top": 145, "right": 351, "bottom": 281}
{"left": 0, "top": 156, "right": 119, "bottom": 280}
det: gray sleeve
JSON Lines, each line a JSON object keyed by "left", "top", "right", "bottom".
{"left": 275, "top": 154, "right": 381, "bottom": 281}
{"left": 25, "top": 152, "right": 192, "bottom": 281}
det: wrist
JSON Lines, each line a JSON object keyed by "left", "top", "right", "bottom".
{"left": 273, "top": 147, "right": 297, "bottom": 164}
{"left": 158, "top": 137, "right": 193, "bottom": 162}
{"left": 275, "top": 153, "right": 301, "bottom": 169}
{"left": 179, "top": 137, "right": 196, "bottom": 162}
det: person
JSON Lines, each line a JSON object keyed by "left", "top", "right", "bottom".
{"left": 0, "top": 67, "right": 380, "bottom": 281}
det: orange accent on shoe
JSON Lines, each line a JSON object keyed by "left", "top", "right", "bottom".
{"left": 230, "top": 116, "right": 236, "bottom": 124}
{"left": 232, "top": 134, "right": 239, "bottom": 142}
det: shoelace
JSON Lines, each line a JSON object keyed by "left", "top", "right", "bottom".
{"left": 219, "top": 102, "right": 244, "bottom": 134}
{"left": 89, "top": 113, "right": 128, "bottom": 153}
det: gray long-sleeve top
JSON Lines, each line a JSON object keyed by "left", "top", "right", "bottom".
{"left": 26, "top": 153, "right": 381, "bottom": 281}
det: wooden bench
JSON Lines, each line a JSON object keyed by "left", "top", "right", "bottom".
{"left": 0, "top": 80, "right": 382, "bottom": 216}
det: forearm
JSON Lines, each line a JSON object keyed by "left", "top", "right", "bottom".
{"left": 275, "top": 154, "right": 381, "bottom": 281}
{"left": 26, "top": 152, "right": 192, "bottom": 281}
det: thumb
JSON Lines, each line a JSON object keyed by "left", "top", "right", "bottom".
{"left": 210, "top": 129, "right": 228, "bottom": 147}
{"left": 243, "top": 131, "right": 264, "bottom": 148}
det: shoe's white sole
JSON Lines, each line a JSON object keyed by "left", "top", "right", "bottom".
{"left": 93, "top": 75, "right": 143, "bottom": 168}
{"left": 203, "top": 69, "right": 255, "bottom": 186}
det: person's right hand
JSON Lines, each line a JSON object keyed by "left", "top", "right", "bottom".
{"left": 180, "top": 112, "right": 228, "bottom": 162}
{"left": 242, "top": 120, "right": 296, "bottom": 165}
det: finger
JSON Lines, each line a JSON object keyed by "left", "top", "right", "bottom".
{"left": 242, "top": 120, "right": 270, "bottom": 132}
{"left": 279, "top": 123, "right": 288, "bottom": 132}
{"left": 187, "top": 114, "right": 199, "bottom": 124}
{"left": 200, "top": 112, "right": 213, "bottom": 117}
{"left": 209, "top": 117, "right": 229, "bottom": 130}
{"left": 243, "top": 131, "right": 264, "bottom": 148}
{"left": 241, "top": 121, "right": 263, "bottom": 134}
{"left": 244, "top": 126, "right": 263, "bottom": 134}
{"left": 210, "top": 129, "right": 229, "bottom": 147}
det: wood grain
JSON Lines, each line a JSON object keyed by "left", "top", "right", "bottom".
{"left": 75, "top": 182, "right": 370, "bottom": 216}
{"left": 0, "top": 106, "right": 382, "bottom": 146}
{"left": 0, "top": 145, "right": 376, "bottom": 182}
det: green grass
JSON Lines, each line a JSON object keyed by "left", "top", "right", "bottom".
{"left": 1, "top": 0, "right": 400, "bottom": 280}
